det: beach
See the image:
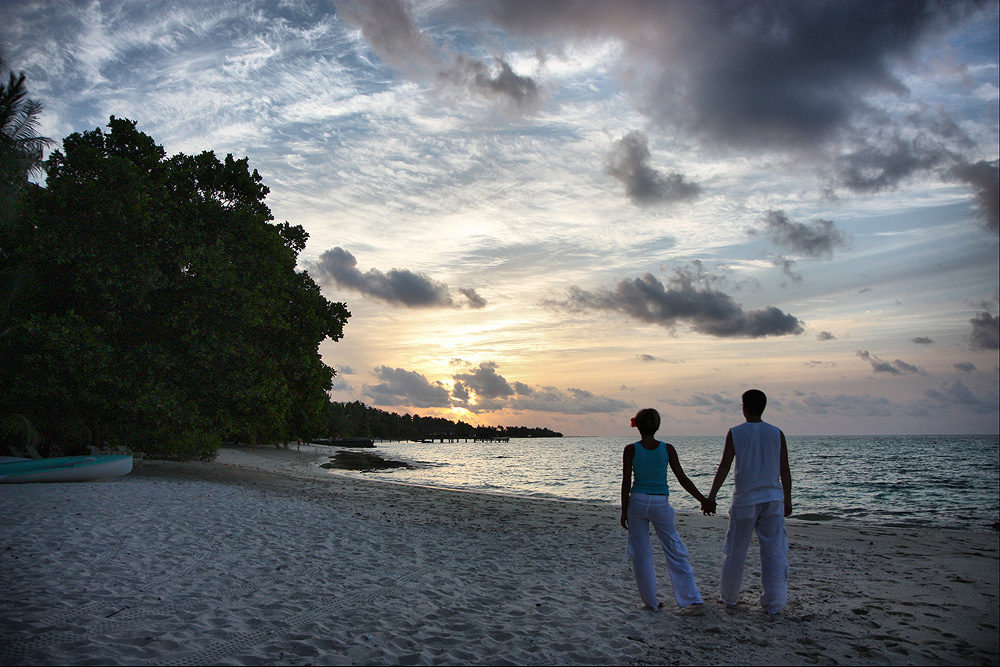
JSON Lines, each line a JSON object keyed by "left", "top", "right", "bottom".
{"left": 1, "top": 445, "right": 997, "bottom": 666}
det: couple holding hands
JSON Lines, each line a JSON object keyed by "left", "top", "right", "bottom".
{"left": 620, "top": 389, "right": 792, "bottom": 614}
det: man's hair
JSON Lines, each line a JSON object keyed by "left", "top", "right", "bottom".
{"left": 635, "top": 408, "right": 660, "bottom": 435}
{"left": 742, "top": 389, "right": 767, "bottom": 416}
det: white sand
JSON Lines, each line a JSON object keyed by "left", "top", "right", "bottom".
{"left": 1, "top": 445, "right": 997, "bottom": 666}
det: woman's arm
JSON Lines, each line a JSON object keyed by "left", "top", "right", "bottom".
{"left": 667, "top": 443, "right": 707, "bottom": 505}
{"left": 621, "top": 444, "right": 634, "bottom": 529}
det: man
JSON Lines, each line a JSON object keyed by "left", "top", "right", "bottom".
{"left": 705, "top": 389, "right": 792, "bottom": 614}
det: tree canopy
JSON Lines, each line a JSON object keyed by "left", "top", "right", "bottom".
{"left": 1, "top": 117, "right": 349, "bottom": 458}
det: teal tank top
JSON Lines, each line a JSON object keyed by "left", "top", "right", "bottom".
{"left": 631, "top": 441, "right": 670, "bottom": 495}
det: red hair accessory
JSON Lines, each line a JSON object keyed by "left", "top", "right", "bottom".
{"left": 630, "top": 417, "right": 637, "bottom": 428}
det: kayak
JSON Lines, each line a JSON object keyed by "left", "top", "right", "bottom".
{"left": 0, "top": 455, "right": 133, "bottom": 483}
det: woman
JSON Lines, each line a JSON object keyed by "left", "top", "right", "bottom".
{"left": 621, "top": 408, "right": 711, "bottom": 610}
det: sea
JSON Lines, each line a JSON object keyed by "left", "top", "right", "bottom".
{"left": 325, "top": 435, "right": 1000, "bottom": 532}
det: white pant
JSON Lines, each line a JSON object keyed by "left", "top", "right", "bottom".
{"left": 720, "top": 500, "right": 788, "bottom": 614}
{"left": 627, "top": 493, "right": 703, "bottom": 610}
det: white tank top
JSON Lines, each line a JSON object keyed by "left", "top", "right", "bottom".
{"left": 730, "top": 421, "right": 784, "bottom": 506}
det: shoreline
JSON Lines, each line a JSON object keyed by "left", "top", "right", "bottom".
{"left": 2, "top": 445, "right": 997, "bottom": 665}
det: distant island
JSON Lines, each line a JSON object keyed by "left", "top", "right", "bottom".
{"left": 325, "top": 401, "right": 562, "bottom": 441}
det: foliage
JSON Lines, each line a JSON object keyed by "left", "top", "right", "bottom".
{"left": 326, "top": 401, "right": 562, "bottom": 440}
{"left": 0, "top": 60, "right": 53, "bottom": 224}
{"left": 0, "top": 117, "right": 349, "bottom": 458}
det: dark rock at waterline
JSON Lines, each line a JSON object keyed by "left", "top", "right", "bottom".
{"left": 310, "top": 438, "right": 375, "bottom": 448}
{"left": 321, "top": 451, "right": 410, "bottom": 471}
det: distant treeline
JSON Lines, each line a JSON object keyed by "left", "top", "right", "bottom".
{"left": 326, "top": 401, "right": 562, "bottom": 440}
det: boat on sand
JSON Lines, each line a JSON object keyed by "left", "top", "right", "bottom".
{"left": 0, "top": 455, "right": 133, "bottom": 483}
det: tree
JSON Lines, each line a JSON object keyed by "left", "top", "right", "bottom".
{"left": 0, "top": 117, "right": 349, "bottom": 458}
{"left": 0, "top": 59, "right": 52, "bottom": 223}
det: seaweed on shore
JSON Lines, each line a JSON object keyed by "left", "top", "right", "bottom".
{"left": 321, "top": 451, "right": 411, "bottom": 471}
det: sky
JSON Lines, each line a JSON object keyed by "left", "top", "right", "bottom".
{"left": 3, "top": 0, "right": 998, "bottom": 436}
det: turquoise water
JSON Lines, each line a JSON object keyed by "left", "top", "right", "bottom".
{"left": 326, "top": 435, "right": 1000, "bottom": 532}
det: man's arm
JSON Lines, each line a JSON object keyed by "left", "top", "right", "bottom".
{"left": 620, "top": 445, "right": 634, "bottom": 529}
{"left": 705, "top": 429, "right": 736, "bottom": 514}
{"left": 780, "top": 430, "right": 792, "bottom": 517}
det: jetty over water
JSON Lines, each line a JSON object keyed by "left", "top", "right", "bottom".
{"left": 420, "top": 432, "right": 510, "bottom": 443}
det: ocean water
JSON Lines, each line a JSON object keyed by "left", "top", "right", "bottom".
{"left": 325, "top": 435, "right": 1000, "bottom": 532}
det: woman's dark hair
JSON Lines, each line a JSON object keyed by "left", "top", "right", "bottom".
{"left": 635, "top": 408, "right": 661, "bottom": 436}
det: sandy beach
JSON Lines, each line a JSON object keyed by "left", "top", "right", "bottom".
{"left": 1, "top": 445, "right": 997, "bottom": 666}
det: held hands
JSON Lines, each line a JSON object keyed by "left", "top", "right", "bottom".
{"left": 701, "top": 497, "right": 717, "bottom": 516}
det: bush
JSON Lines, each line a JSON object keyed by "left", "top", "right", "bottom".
{"left": 142, "top": 429, "right": 222, "bottom": 461}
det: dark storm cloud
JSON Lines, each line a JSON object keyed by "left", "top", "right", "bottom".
{"left": 969, "top": 312, "right": 999, "bottom": 350}
{"left": 314, "top": 247, "right": 484, "bottom": 309}
{"left": 952, "top": 160, "right": 1000, "bottom": 233}
{"left": 954, "top": 362, "right": 977, "bottom": 373}
{"left": 336, "top": 0, "right": 541, "bottom": 113}
{"left": 604, "top": 131, "right": 700, "bottom": 206}
{"left": 362, "top": 366, "right": 453, "bottom": 408}
{"left": 912, "top": 337, "right": 934, "bottom": 345}
{"left": 834, "top": 132, "right": 961, "bottom": 193}
{"left": 488, "top": 0, "right": 973, "bottom": 150}
{"left": 753, "top": 211, "right": 849, "bottom": 259}
{"left": 452, "top": 361, "right": 515, "bottom": 400}
{"left": 335, "top": 0, "right": 440, "bottom": 75}
{"left": 856, "top": 350, "right": 928, "bottom": 376}
{"left": 547, "top": 270, "right": 803, "bottom": 338}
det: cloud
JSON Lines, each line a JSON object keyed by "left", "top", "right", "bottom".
{"left": 911, "top": 336, "right": 933, "bottom": 345}
{"left": 489, "top": 0, "right": 973, "bottom": 151}
{"left": 786, "top": 392, "right": 895, "bottom": 417}
{"left": 636, "top": 354, "right": 683, "bottom": 363}
{"left": 604, "top": 131, "right": 700, "bottom": 206}
{"left": 335, "top": 0, "right": 440, "bottom": 76}
{"left": 337, "top": 365, "right": 357, "bottom": 375}
{"left": 452, "top": 361, "right": 515, "bottom": 400}
{"left": 952, "top": 160, "right": 999, "bottom": 233}
{"left": 507, "top": 386, "right": 635, "bottom": 414}
{"left": 969, "top": 312, "right": 999, "bottom": 350}
{"left": 362, "top": 366, "right": 453, "bottom": 408}
{"left": 548, "top": 269, "right": 803, "bottom": 338}
{"left": 834, "top": 131, "right": 960, "bottom": 193}
{"left": 923, "top": 379, "right": 996, "bottom": 413}
{"left": 803, "top": 360, "right": 837, "bottom": 368}
{"left": 336, "top": 0, "right": 541, "bottom": 114}
{"left": 458, "top": 287, "right": 488, "bottom": 309}
{"left": 953, "top": 362, "right": 977, "bottom": 373}
{"left": 664, "top": 392, "right": 737, "bottom": 414}
{"left": 856, "top": 350, "right": 928, "bottom": 376}
{"left": 313, "top": 247, "right": 485, "bottom": 309}
{"left": 816, "top": 331, "right": 836, "bottom": 341}
{"left": 771, "top": 255, "right": 802, "bottom": 283}
{"left": 753, "top": 211, "right": 849, "bottom": 259}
